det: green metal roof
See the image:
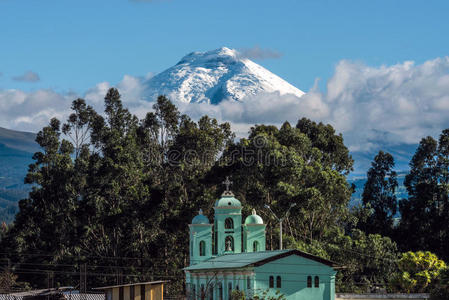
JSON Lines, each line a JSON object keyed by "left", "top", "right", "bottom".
{"left": 192, "top": 214, "right": 210, "bottom": 224}
{"left": 184, "top": 249, "right": 338, "bottom": 271}
{"left": 214, "top": 194, "right": 242, "bottom": 208}
{"left": 244, "top": 211, "right": 264, "bottom": 225}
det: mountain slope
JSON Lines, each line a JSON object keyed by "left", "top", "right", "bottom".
{"left": 143, "top": 47, "right": 305, "bottom": 104}
{"left": 0, "top": 127, "right": 39, "bottom": 154}
{"left": 0, "top": 127, "right": 38, "bottom": 223}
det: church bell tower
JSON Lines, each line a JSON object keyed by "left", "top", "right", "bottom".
{"left": 188, "top": 176, "right": 266, "bottom": 266}
{"left": 213, "top": 177, "right": 243, "bottom": 256}
{"left": 189, "top": 209, "right": 213, "bottom": 266}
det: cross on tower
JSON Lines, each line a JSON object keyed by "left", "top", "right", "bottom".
{"left": 222, "top": 176, "right": 233, "bottom": 193}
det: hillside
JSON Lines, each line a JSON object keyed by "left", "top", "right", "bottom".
{"left": 0, "top": 127, "right": 38, "bottom": 223}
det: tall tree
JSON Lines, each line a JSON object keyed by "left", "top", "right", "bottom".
{"left": 62, "top": 98, "right": 96, "bottom": 159}
{"left": 360, "top": 151, "right": 398, "bottom": 236}
{"left": 4, "top": 118, "right": 79, "bottom": 286}
{"left": 399, "top": 130, "right": 449, "bottom": 260}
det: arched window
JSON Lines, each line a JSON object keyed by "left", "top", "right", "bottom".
{"left": 314, "top": 276, "right": 319, "bottom": 288}
{"left": 276, "top": 276, "right": 281, "bottom": 288}
{"left": 253, "top": 241, "right": 259, "bottom": 252}
{"left": 269, "top": 276, "right": 274, "bottom": 288}
{"left": 218, "top": 282, "right": 223, "bottom": 300}
{"left": 225, "top": 235, "right": 234, "bottom": 252}
{"left": 225, "top": 218, "right": 234, "bottom": 229}
{"left": 307, "top": 276, "right": 312, "bottom": 288}
{"left": 199, "top": 240, "right": 206, "bottom": 256}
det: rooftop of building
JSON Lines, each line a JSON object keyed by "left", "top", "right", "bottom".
{"left": 93, "top": 281, "right": 168, "bottom": 290}
{"left": 184, "top": 249, "right": 339, "bottom": 271}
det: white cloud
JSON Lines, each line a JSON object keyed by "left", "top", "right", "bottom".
{"left": 0, "top": 73, "right": 156, "bottom": 134}
{"left": 0, "top": 89, "right": 72, "bottom": 132}
{"left": 321, "top": 58, "right": 449, "bottom": 151}
{"left": 12, "top": 71, "right": 40, "bottom": 82}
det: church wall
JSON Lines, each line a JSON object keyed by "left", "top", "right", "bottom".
{"left": 185, "top": 269, "right": 255, "bottom": 300}
{"left": 189, "top": 224, "right": 213, "bottom": 265}
{"left": 254, "top": 255, "right": 336, "bottom": 300}
{"left": 242, "top": 225, "right": 266, "bottom": 252}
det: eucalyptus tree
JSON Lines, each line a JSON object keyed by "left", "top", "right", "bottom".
{"left": 399, "top": 129, "right": 449, "bottom": 260}
{"left": 360, "top": 151, "right": 398, "bottom": 237}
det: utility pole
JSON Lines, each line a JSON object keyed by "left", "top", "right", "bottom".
{"left": 264, "top": 203, "right": 297, "bottom": 250}
{"left": 80, "top": 263, "right": 87, "bottom": 300}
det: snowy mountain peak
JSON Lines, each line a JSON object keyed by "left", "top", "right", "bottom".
{"left": 177, "top": 47, "right": 239, "bottom": 65}
{"left": 143, "top": 47, "right": 305, "bottom": 104}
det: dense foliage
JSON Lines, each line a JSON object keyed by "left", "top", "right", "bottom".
{"left": 389, "top": 251, "right": 446, "bottom": 293}
{"left": 214, "top": 120, "right": 353, "bottom": 248}
{"left": 0, "top": 90, "right": 234, "bottom": 294}
{"left": 430, "top": 267, "right": 449, "bottom": 300}
{"left": 1, "top": 88, "right": 448, "bottom": 295}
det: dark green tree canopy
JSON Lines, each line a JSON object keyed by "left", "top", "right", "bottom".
{"left": 399, "top": 130, "right": 449, "bottom": 261}
{"left": 216, "top": 120, "right": 353, "bottom": 247}
{"left": 296, "top": 118, "right": 354, "bottom": 175}
{"left": 360, "top": 151, "right": 398, "bottom": 236}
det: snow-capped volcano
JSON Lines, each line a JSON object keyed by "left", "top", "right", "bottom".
{"left": 143, "top": 47, "right": 305, "bottom": 104}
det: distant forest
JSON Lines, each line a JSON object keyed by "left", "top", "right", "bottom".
{"left": 0, "top": 148, "right": 33, "bottom": 223}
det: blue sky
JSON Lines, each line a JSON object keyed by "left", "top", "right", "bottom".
{"left": 1, "top": 0, "right": 449, "bottom": 174}
{"left": 1, "top": 0, "right": 448, "bottom": 93}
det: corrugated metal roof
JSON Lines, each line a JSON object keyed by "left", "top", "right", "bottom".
{"left": 184, "top": 249, "right": 338, "bottom": 271}
{"left": 92, "top": 281, "right": 168, "bottom": 290}
{"left": 6, "top": 287, "right": 74, "bottom": 297}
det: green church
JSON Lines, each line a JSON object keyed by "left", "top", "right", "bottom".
{"left": 184, "top": 187, "right": 338, "bottom": 300}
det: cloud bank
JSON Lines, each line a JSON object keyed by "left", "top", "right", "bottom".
{"left": 322, "top": 58, "right": 449, "bottom": 152}
{"left": 2, "top": 57, "right": 449, "bottom": 171}
{"left": 182, "top": 57, "right": 449, "bottom": 154}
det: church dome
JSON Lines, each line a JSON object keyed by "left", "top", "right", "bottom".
{"left": 214, "top": 194, "right": 242, "bottom": 208}
{"left": 245, "top": 209, "right": 264, "bottom": 225}
{"left": 192, "top": 209, "right": 210, "bottom": 224}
